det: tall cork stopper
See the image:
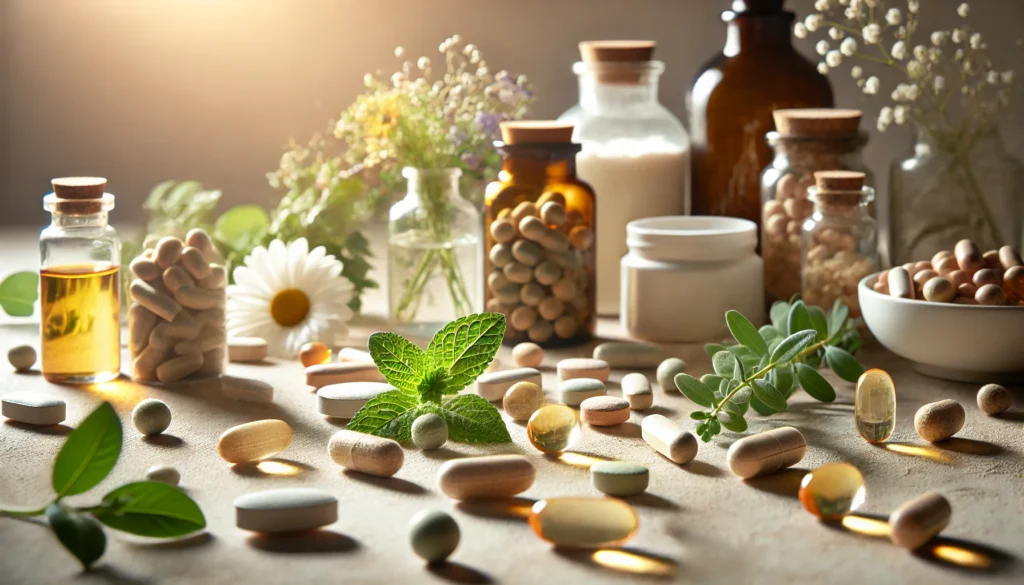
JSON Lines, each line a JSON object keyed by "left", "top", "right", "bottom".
{"left": 773, "top": 109, "right": 862, "bottom": 136}
{"left": 500, "top": 121, "right": 574, "bottom": 145}
{"left": 579, "top": 41, "right": 656, "bottom": 84}
{"left": 46, "top": 177, "right": 113, "bottom": 215}
{"left": 813, "top": 170, "right": 867, "bottom": 207}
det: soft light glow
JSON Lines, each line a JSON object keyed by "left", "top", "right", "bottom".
{"left": 883, "top": 443, "right": 951, "bottom": 463}
{"left": 841, "top": 515, "right": 891, "bottom": 537}
{"left": 930, "top": 544, "right": 992, "bottom": 569}
{"left": 84, "top": 377, "right": 149, "bottom": 407}
{"left": 556, "top": 452, "right": 609, "bottom": 468}
{"left": 591, "top": 549, "right": 677, "bottom": 577}
{"left": 255, "top": 460, "right": 303, "bottom": 476}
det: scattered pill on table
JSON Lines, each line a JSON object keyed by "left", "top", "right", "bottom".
{"left": 437, "top": 455, "right": 536, "bottom": 500}
{"left": 726, "top": 426, "right": 806, "bottom": 479}
{"left": 641, "top": 414, "right": 698, "bottom": 464}
{"left": 234, "top": 488, "right": 338, "bottom": 533}
{"left": 914, "top": 400, "right": 965, "bottom": 443}
{"left": 132, "top": 398, "right": 172, "bottom": 436}
{"left": 797, "top": 462, "right": 865, "bottom": 521}
{"left": 511, "top": 342, "right": 544, "bottom": 368}
{"left": 922, "top": 276, "right": 955, "bottom": 303}
{"left": 412, "top": 413, "right": 448, "bottom": 451}
{"left": 529, "top": 498, "right": 637, "bottom": 547}
{"left": 558, "top": 378, "right": 606, "bottom": 406}
{"left": 305, "top": 362, "right": 385, "bottom": 389}
{"left": 475, "top": 368, "right": 542, "bottom": 402}
{"left": 328, "top": 429, "right": 404, "bottom": 477}
{"left": 317, "top": 382, "right": 393, "bottom": 419}
{"left": 976, "top": 383, "right": 1011, "bottom": 416}
{"left": 580, "top": 396, "right": 630, "bottom": 427}
{"left": 854, "top": 369, "right": 896, "bottom": 444}
{"left": 336, "top": 347, "right": 374, "bottom": 363}
{"left": 0, "top": 391, "right": 66, "bottom": 426}
{"left": 656, "top": 358, "right": 688, "bottom": 392}
{"left": 888, "top": 492, "right": 952, "bottom": 550}
{"left": 220, "top": 375, "right": 274, "bottom": 403}
{"left": 409, "top": 509, "right": 461, "bottom": 564}
{"left": 527, "top": 405, "right": 581, "bottom": 453}
{"left": 146, "top": 464, "right": 181, "bottom": 486}
{"left": 299, "top": 341, "right": 332, "bottom": 367}
{"left": 590, "top": 461, "right": 649, "bottom": 497}
{"left": 503, "top": 381, "right": 545, "bottom": 422}
{"left": 218, "top": 419, "right": 293, "bottom": 464}
{"left": 592, "top": 342, "right": 664, "bottom": 369}
{"left": 620, "top": 373, "right": 653, "bottom": 410}
{"left": 7, "top": 345, "right": 36, "bottom": 372}
{"left": 227, "top": 337, "right": 269, "bottom": 363}
{"left": 556, "top": 358, "right": 610, "bottom": 382}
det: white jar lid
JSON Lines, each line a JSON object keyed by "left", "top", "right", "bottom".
{"left": 626, "top": 216, "right": 758, "bottom": 262}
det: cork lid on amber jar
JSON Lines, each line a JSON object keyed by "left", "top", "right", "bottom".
{"left": 500, "top": 121, "right": 575, "bottom": 145}
{"left": 44, "top": 177, "right": 113, "bottom": 215}
{"left": 772, "top": 109, "right": 863, "bottom": 136}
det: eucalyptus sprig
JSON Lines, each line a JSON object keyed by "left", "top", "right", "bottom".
{"left": 676, "top": 300, "right": 865, "bottom": 442}
{"left": 347, "top": 312, "right": 512, "bottom": 443}
{"left": 0, "top": 403, "right": 206, "bottom": 569}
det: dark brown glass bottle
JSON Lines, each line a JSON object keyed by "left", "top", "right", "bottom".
{"left": 688, "top": 0, "right": 833, "bottom": 230}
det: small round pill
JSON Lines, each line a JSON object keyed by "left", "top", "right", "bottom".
{"left": 590, "top": 461, "right": 649, "bottom": 497}
{"left": 489, "top": 243, "right": 513, "bottom": 268}
{"left": 503, "top": 261, "right": 533, "bottom": 284}
{"left": 510, "top": 305, "right": 538, "bottom": 331}
{"left": 534, "top": 261, "right": 561, "bottom": 286}
{"left": 913, "top": 269, "right": 938, "bottom": 287}
{"left": 999, "top": 245, "right": 1023, "bottom": 269}
{"left": 132, "top": 399, "right": 172, "bottom": 436}
{"left": 553, "top": 315, "right": 579, "bottom": 339}
{"left": 931, "top": 250, "right": 953, "bottom": 266}
{"left": 490, "top": 218, "right": 516, "bottom": 243}
{"left": 976, "top": 384, "right": 1011, "bottom": 416}
{"left": 527, "top": 320, "right": 554, "bottom": 343}
{"left": 299, "top": 341, "right": 332, "bottom": 367}
{"left": 512, "top": 342, "right": 544, "bottom": 368}
{"left": 8, "top": 345, "right": 37, "bottom": 371}
{"left": 540, "top": 202, "right": 567, "bottom": 226}
{"left": 146, "top": 464, "right": 181, "bottom": 486}
{"left": 580, "top": 396, "right": 630, "bottom": 427}
{"left": 503, "top": 381, "right": 545, "bottom": 421}
{"left": 972, "top": 268, "right": 1003, "bottom": 288}
{"left": 519, "top": 282, "right": 546, "bottom": 307}
{"left": 569, "top": 226, "right": 594, "bottom": 251}
{"left": 411, "top": 413, "right": 448, "bottom": 451}
{"left": 512, "top": 239, "right": 543, "bottom": 267}
{"left": 409, "top": 509, "right": 460, "bottom": 564}
{"left": 551, "top": 276, "right": 577, "bottom": 301}
{"left": 537, "top": 296, "right": 565, "bottom": 321}
{"left": 922, "top": 276, "right": 955, "bottom": 303}
{"left": 946, "top": 269, "right": 970, "bottom": 288}
{"left": 975, "top": 283, "right": 1006, "bottom": 306}
{"left": 933, "top": 255, "right": 959, "bottom": 276}
{"left": 656, "top": 358, "right": 688, "bottom": 392}
{"left": 914, "top": 399, "right": 965, "bottom": 443}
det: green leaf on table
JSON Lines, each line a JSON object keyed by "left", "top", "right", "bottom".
{"left": 427, "top": 312, "right": 505, "bottom": 394}
{"left": 440, "top": 394, "right": 511, "bottom": 443}
{"left": 770, "top": 330, "right": 817, "bottom": 364}
{"left": 758, "top": 325, "right": 784, "bottom": 346}
{"left": 808, "top": 305, "right": 829, "bottom": 342}
{"left": 752, "top": 379, "right": 788, "bottom": 412}
{"left": 787, "top": 301, "right": 814, "bottom": 337}
{"left": 214, "top": 205, "right": 269, "bottom": 251}
{"left": 346, "top": 390, "right": 420, "bottom": 437}
{"left": 52, "top": 402, "right": 122, "bottom": 498}
{"left": 46, "top": 504, "right": 106, "bottom": 569}
{"left": 769, "top": 301, "right": 791, "bottom": 334}
{"left": 720, "top": 412, "right": 748, "bottom": 433}
{"left": 674, "top": 374, "right": 716, "bottom": 408}
{"left": 796, "top": 363, "right": 836, "bottom": 402}
{"left": 704, "top": 343, "right": 728, "bottom": 360}
{"left": 367, "top": 332, "right": 431, "bottom": 395}
{"left": 828, "top": 300, "right": 850, "bottom": 336}
{"left": 700, "top": 374, "right": 726, "bottom": 394}
{"left": 771, "top": 363, "right": 797, "bottom": 397}
{"left": 825, "top": 346, "right": 865, "bottom": 383}
{"left": 0, "top": 272, "right": 39, "bottom": 317}
{"left": 726, "top": 310, "right": 768, "bottom": 356}
{"left": 690, "top": 411, "right": 709, "bottom": 420}
{"left": 749, "top": 396, "right": 775, "bottom": 416}
{"left": 712, "top": 351, "right": 738, "bottom": 378}
{"left": 95, "top": 481, "right": 205, "bottom": 537}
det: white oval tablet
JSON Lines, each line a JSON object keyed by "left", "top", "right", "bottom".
{"left": 317, "top": 382, "right": 394, "bottom": 418}
{"left": 1, "top": 391, "right": 66, "bottom": 426}
{"left": 227, "top": 337, "right": 268, "bottom": 363}
{"left": 474, "top": 368, "right": 542, "bottom": 401}
{"left": 592, "top": 342, "right": 665, "bottom": 369}
{"left": 305, "top": 362, "right": 385, "bottom": 389}
{"left": 234, "top": 488, "right": 338, "bottom": 532}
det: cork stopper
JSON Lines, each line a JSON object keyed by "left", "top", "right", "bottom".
{"left": 52, "top": 177, "right": 107, "bottom": 200}
{"left": 773, "top": 109, "right": 862, "bottom": 136}
{"left": 815, "top": 170, "right": 865, "bottom": 192}
{"left": 579, "top": 41, "right": 656, "bottom": 63}
{"left": 500, "top": 121, "right": 574, "bottom": 145}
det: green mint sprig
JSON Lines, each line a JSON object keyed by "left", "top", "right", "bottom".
{"left": 677, "top": 300, "right": 865, "bottom": 442}
{"left": 347, "top": 312, "right": 512, "bottom": 444}
{"left": 0, "top": 402, "right": 206, "bottom": 569}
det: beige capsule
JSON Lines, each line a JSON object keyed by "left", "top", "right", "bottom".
{"left": 999, "top": 245, "right": 1023, "bottom": 269}
{"left": 521, "top": 216, "right": 570, "bottom": 252}
{"left": 973, "top": 268, "right": 1003, "bottom": 288}
{"left": 621, "top": 373, "right": 653, "bottom": 410}
{"left": 162, "top": 265, "right": 195, "bottom": 293}
{"left": 931, "top": 249, "right": 954, "bottom": 266}
{"left": 198, "top": 264, "right": 226, "bottom": 289}
{"left": 175, "top": 285, "right": 224, "bottom": 310}
{"left": 957, "top": 282, "right": 978, "bottom": 298}
{"left": 922, "top": 276, "right": 955, "bottom": 303}
{"left": 437, "top": 455, "right": 536, "bottom": 500}
{"left": 503, "top": 261, "right": 533, "bottom": 284}
{"left": 197, "top": 347, "right": 226, "bottom": 378}
{"left": 154, "top": 236, "right": 184, "bottom": 269}
{"left": 186, "top": 228, "right": 216, "bottom": 257}
{"left": 327, "top": 429, "right": 404, "bottom": 477}
{"left": 130, "top": 257, "right": 162, "bottom": 281}
{"left": 975, "top": 284, "right": 1006, "bottom": 306}
{"left": 641, "top": 414, "right": 697, "bottom": 464}
{"left": 519, "top": 282, "right": 546, "bottom": 307}
{"left": 912, "top": 269, "right": 938, "bottom": 287}
{"left": 156, "top": 352, "right": 205, "bottom": 383}
{"left": 218, "top": 419, "right": 293, "bottom": 464}
{"left": 180, "top": 246, "right": 212, "bottom": 279}
{"left": 489, "top": 243, "right": 513, "bottom": 268}
{"left": 886, "top": 267, "right": 915, "bottom": 299}
{"left": 534, "top": 261, "right": 562, "bottom": 286}
{"left": 487, "top": 269, "right": 510, "bottom": 292}
{"left": 914, "top": 399, "right": 965, "bottom": 442}
{"left": 726, "top": 426, "right": 807, "bottom": 479}
{"left": 128, "top": 304, "right": 159, "bottom": 354}
{"left": 305, "top": 362, "right": 384, "bottom": 389}
{"left": 503, "top": 381, "right": 546, "bottom": 421}
{"left": 512, "top": 239, "right": 543, "bottom": 267}
{"left": 537, "top": 191, "right": 567, "bottom": 208}
{"left": 763, "top": 199, "right": 785, "bottom": 219}
{"left": 540, "top": 201, "right": 567, "bottom": 226}
{"left": 493, "top": 284, "right": 522, "bottom": 305}
{"left": 553, "top": 315, "right": 578, "bottom": 339}
{"left": 551, "top": 276, "right": 577, "bottom": 301}
{"left": 511, "top": 201, "right": 539, "bottom": 225}
{"left": 568, "top": 226, "right": 594, "bottom": 251}
{"left": 557, "top": 358, "right": 610, "bottom": 382}
{"left": 530, "top": 319, "right": 553, "bottom": 342}
{"left": 889, "top": 492, "right": 952, "bottom": 550}
{"left": 982, "top": 250, "right": 1002, "bottom": 270}
{"left": 947, "top": 269, "right": 970, "bottom": 288}
{"left": 166, "top": 310, "right": 202, "bottom": 339}
{"left": 149, "top": 323, "right": 176, "bottom": 350}
{"left": 228, "top": 336, "right": 268, "bottom": 362}
{"left": 196, "top": 306, "right": 226, "bottom": 327}
{"left": 954, "top": 239, "right": 983, "bottom": 274}
{"left": 512, "top": 342, "right": 544, "bottom": 368}
{"left": 490, "top": 218, "right": 516, "bottom": 244}
{"left": 510, "top": 305, "right": 538, "bottom": 331}
{"left": 537, "top": 296, "right": 565, "bottom": 321}
{"left": 174, "top": 328, "right": 225, "bottom": 355}
{"left": 133, "top": 345, "right": 168, "bottom": 381}
{"left": 130, "top": 279, "right": 182, "bottom": 322}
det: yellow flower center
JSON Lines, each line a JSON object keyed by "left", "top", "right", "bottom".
{"left": 270, "top": 288, "right": 310, "bottom": 327}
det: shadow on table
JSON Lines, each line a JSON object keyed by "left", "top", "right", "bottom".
{"left": 247, "top": 529, "right": 359, "bottom": 554}
{"left": 554, "top": 546, "right": 679, "bottom": 579}
{"left": 589, "top": 422, "right": 642, "bottom": 439}
{"left": 743, "top": 468, "right": 808, "bottom": 499}
{"left": 76, "top": 564, "right": 153, "bottom": 585}
{"left": 427, "top": 561, "right": 494, "bottom": 584}
{"left": 232, "top": 458, "right": 315, "bottom": 479}
{"left": 343, "top": 469, "right": 428, "bottom": 495}
{"left": 625, "top": 492, "right": 679, "bottom": 510}
{"left": 934, "top": 437, "right": 1003, "bottom": 456}
{"left": 141, "top": 434, "right": 184, "bottom": 448}
{"left": 679, "top": 460, "right": 726, "bottom": 478}
{"left": 3, "top": 420, "right": 73, "bottom": 435}
{"left": 128, "top": 531, "right": 214, "bottom": 550}
{"left": 456, "top": 497, "right": 535, "bottom": 522}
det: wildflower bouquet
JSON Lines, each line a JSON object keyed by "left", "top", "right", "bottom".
{"left": 795, "top": 0, "right": 1020, "bottom": 261}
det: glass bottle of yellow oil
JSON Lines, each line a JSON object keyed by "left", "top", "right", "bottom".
{"left": 40, "top": 177, "right": 121, "bottom": 384}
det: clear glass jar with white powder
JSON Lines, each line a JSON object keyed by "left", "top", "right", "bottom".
{"left": 559, "top": 41, "right": 691, "bottom": 316}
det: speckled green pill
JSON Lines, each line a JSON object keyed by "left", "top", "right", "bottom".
{"left": 132, "top": 398, "right": 172, "bottom": 436}
{"left": 590, "top": 461, "right": 649, "bottom": 496}
{"left": 409, "top": 509, "right": 461, "bottom": 563}
{"left": 412, "top": 413, "right": 448, "bottom": 451}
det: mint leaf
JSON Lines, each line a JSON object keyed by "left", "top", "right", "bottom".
{"left": 674, "top": 374, "right": 716, "bottom": 408}
{"left": 720, "top": 412, "right": 748, "bottom": 433}
{"left": 417, "top": 368, "right": 451, "bottom": 404}
{"left": 346, "top": 390, "right": 419, "bottom": 437}
{"left": 0, "top": 272, "right": 39, "bottom": 317}
{"left": 726, "top": 310, "right": 768, "bottom": 356}
{"left": 46, "top": 504, "right": 106, "bottom": 569}
{"left": 368, "top": 332, "right": 431, "bottom": 395}
{"left": 95, "top": 481, "right": 205, "bottom": 537}
{"left": 427, "top": 313, "right": 505, "bottom": 394}
{"left": 53, "top": 402, "right": 122, "bottom": 498}
{"left": 440, "top": 394, "right": 511, "bottom": 443}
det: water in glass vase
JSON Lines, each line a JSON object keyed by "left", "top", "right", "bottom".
{"left": 388, "top": 230, "right": 481, "bottom": 339}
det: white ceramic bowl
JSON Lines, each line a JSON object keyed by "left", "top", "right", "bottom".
{"left": 858, "top": 273, "right": 1024, "bottom": 382}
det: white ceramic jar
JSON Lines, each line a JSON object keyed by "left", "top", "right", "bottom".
{"left": 621, "top": 217, "right": 764, "bottom": 342}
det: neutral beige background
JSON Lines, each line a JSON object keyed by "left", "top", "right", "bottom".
{"left": 1, "top": 0, "right": 1022, "bottom": 229}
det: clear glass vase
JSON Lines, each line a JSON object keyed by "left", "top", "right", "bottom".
{"left": 388, "top": 167, "right": 483, "bottom": 337}
{"left": 889, "top": 126, "right": 1024, "bottom": 265}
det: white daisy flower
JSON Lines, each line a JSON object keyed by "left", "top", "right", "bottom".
{"left": 227, "top": 238, "right": 354, "bottom": 358}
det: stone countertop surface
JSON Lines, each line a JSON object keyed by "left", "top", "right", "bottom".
{"left": 1, "top": 227, "right": 1023, "bottom": 585}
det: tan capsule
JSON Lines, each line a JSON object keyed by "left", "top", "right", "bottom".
{"left": 436, "top": 455, "right": 536, "bottom": 500}
{"left": 132, "top": 345, "right": 167, "bottom": 381}
{"left": 557, "top": 358, "right": 610, "bottom": 382}
{"left": 982, "top": 250, "right": 1002, "bottom": 270}
{"left": 128, "top": 304, "right": 159, "bottom": 354}
{"left": 527, "top": 320, "right": 554, "bottom": 343}
{"left": 764, "top": 214, "right": 788, "bottom": 238}
{"left": 946, "top": 269, "right": 970, "bottom": 288}
{"left": 510, "top": 201, "right": 539, "bottom": 225}
{"left": 512, "top": 342, "right": 544, "bottom": 368}
{"left": 196, "top": 306, "right": 226, "bottom": 327}
{"left": 1005, "top": 266, "right": 1024, "bottom": 299}
{"left": 972, "top": 268, "right": 1003, "bottom": 287}
{"left": 540, "top": 201, "right": 566, "bottom": 226}
{"left": 568, "top": 226, "right": 595, "bottom": 251}
{"left": 536, "top": 296, "right": 565, "bottom": 321}
{"left": 198, "top": 264, "right": 226, "bottom": 289}
{"left": 914, "top": 399, "right": 965, "bottom": 442}
{"left": 641, "top": 414, "right": 697, "bottom": 464}
{"left": 922, "top": 276, "right": 955, "bottom": 303}
{"left": 519, "top": 282, "right": 546, "bottom": 307}
{"left": 156, "top": 352, "right": 205, "bottom": 383}
{"left": 154, "top": 236, "right": 184, "bottom": 269}
{"left": 218, "top": 419, "right": 293, "bottom": 464}
{"left": 149, "top": 323, "right": 176, "bottom": 350}
{"left": 533, "top": 261, "right": 561, "bottom": 286}
{"left": 763, "top": 199, "right": 785, "bottom": 218}
{"left": 580, "top": 396, "right": 630, "bottom": 427}
{"left": 130, "top": 279, "right": 182, "bottom": 322}
{"left": 305, "top": 362, "right": 384, "bottom": 389}
{"left": 999, "top": 245, "right": 1022, "bottom": 269}
{"left": 553, "top": 315, "right": 579, "bottom": 339}
{"left": 130, "top": 257, "right": 162, "bottom": 281}
{"left": 537, "top": 191, "right": 566, "bottom": 208}
{"left": 186, "top": 228, "right": 216, "bottom": 257}
{"left": 487, "top": 270, "right": 509, "bottom": 292}
{"left": 931, "top": 250, "right": 954, "bottom": 266}
{"left": 174, "top": 285, "right": 224, "bottom": 310}
{"left": 957, "top": 282, "right": 978, "bottom": 298}
{"left": 512, "top": 239, "right": 543, "bottom": 267}
{"left": 228, "top": 336, "right": 268, "bottom": 362}
{"left": 934, "top": 255, "right": 959, "bottom": 276}
{"left": 493, "top": 284, "right": 522, "bottom": 305}
{"left": 886, "top": 267, "right": 915, "bottom": 299}
{"left": 975, "top": 283, "right": 1006, "bottom": 305}
{"left": 954, "top": 239, "right": 982, "bottom": 274}
{"left": 521, "top": 216, "right": 570, "bottom": 252}
{"left": 551, "top": 276, "right": 578, "bottom": 301}
{"left": 490, "top": 218, "right": 516, "bottom": 244}
{"left": 503, "top": 261, "right": 533, "bottom": 284}
{"left": 726, "top": 426, "right": 807, "bottom": 479}
{"left": 489, "top": 243, "right": 513, "bottom": 267}
{"left": 179, "top": 246, "right": 212, "bottom": 279}
{"left": 162, "top": 265, "right": 195, "bottom": 293}
{"left": 165, "top": 310, "right": 201, "bottom": 339}
{"left": 197, "top": 347, "right": 226, "bottom": 378}
{"left": 503, "top": 381, "right": 545, "bottom": 421}
{"left": 174, "top": 328, "right": 225, "bottom": 355}
{"left": 327, "top": 429, "right": 404, "bottom": 477}
{"left": 912, "top": 269, "right": 938, "bottom": 287}
{"left": 889, "top": 492, "right": 952, "bottom": 550}
{"left": 510, "top": 305, "right": 538, "bottom": 331}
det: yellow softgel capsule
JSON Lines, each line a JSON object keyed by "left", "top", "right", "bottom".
{"left": 854, "top": 368, "right": 896, "bottom": 443}
{"left": 798, "top": 462, "right": 866, "bottom": 520}
{"left": 527, "top": 404, "right": 581, "bottom": 453}
{"left": 529, "top": 498, "right": 638, "bottom": 547}
{"left": 299, "top": 342, "right": 333, "bottom": 367}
